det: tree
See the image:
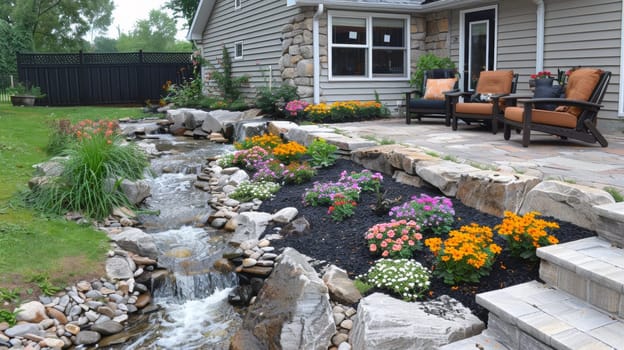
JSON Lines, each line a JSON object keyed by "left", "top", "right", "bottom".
{"left": 0, "top": 20, "right": 32, "bottom": 75}
{"left": 116, "top": 10, "right": 187, "bottom": 52}
{"left": 1, "top": 0, "right": 114, "bottom": 52}
{"left": 165, "top": 0, "right": 200, "bottom": 29}
{"left": 92, "top": 36, "right": 118, "bottom": 53}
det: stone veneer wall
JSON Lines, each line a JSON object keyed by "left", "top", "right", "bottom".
{"left": 424, "top": 11, "right": 451, "bottom": 57}
{"left": 280, "top": 9, "right": 318, "bottom": 101}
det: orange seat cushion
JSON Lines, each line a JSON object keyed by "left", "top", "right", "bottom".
{"left": 455, "top": 102, "right": 493, "bottom": 115}
{"left": 476, "top": 70, "right": 514, "bottom": 94}
{"left": 555, "top": 68, "right": 602, "bottom": 116}
{"left": 504, "top": 106, "right": 578, "bottom": 128}
{"left": 424, "top": 78, "right": 457, "bottom": 100}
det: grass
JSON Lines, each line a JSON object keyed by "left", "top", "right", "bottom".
{"left": 604, "top": 186, "right": 624, "bottom": 202}
{"left": 0, "top": 104, "right": 142, "bottom": 305}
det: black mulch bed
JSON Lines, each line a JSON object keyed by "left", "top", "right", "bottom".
{"left": 257, "top": 159, "right": 596, "bottom": 322}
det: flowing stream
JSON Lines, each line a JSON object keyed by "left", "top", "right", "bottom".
{"left": 104, "top": 134, "right": 242, "bottom": 349}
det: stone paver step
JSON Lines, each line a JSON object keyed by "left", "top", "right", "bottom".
{"left": 436, "top": 331, "right": 510, "bottom": 349}
{"left": 476, "top": 280, "right": 624, "bottom": 350}
{"left": 537, "top": 237, "right": 624, "bottom": 316}
{"left": 593, "top": 202, "right": 624, "bottom": 248}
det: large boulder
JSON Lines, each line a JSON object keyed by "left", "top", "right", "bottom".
{"left": 415, "top": 161, "right": 482, "bottom": 196}
{"left": 230, "top": 212, "right": 273, "bottom": 246}
{"left": 118, "top": 179, "right": 151, "bottom": 205}
{"left": 109, "top": 227, "right": 159, "bottom": 259}
{"left": 183, "top": 110, "right": 209, "bottom": 130}
{"left": 350, "top": 145, "right": 406, "bottom": 175}
{"left": 350, "top": 293, "right": 484, "bottom": 350}
{"left": 230, "top": 248, "right": 335, "bottom": 350}
{"left": 201, "top": 110, "right": 245, "bottom": 134}
{"left": 456, "top": 171, "right": 541, "bottom": 217}
{"left": 32, "top": 157, "right": 67, "bottom": 177}
{"left": 519, "top": 180, "right": 615, "bottom": 231}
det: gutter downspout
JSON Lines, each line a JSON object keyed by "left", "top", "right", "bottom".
{"left": 313, "top": 4, "right": 324, "bottom": 104}
{"left": 534, "top": 0, "right": 545, "bottom": 72}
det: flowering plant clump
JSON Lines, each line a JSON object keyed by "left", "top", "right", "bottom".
{"left": 229, "top": 181, "right": 281, "bottom": 202}
{"left": 251, "top": 159, "right": 284, "bottom": 183}
{"left": 302, "top": 180, "right": 360, "bottom": 206}
{"left": 272, "top": 141, "right": 307, "bottom": 164}
{"left": 282, "top": 161, "right": 317, "bottom": 185}
{"left": 306, "top": 138, "right": 338, "bottom": 168}
{"left": 304, "top": 103, "right": 331, "bottom": 122}
{"left": 216, "top": 153, "right": 235, "bottom": 168}
{"left": 327, "top": 193, "right": 357, "bottom": 221}
{"left": 303, "top": 100, "right": 386, "bottom": 123}
{"left": 72, "top": 119, "right": 120, "bottom": 144}
{"left": 235, "top": 133, "right": 283, "bottom": 150}
{"left": 425, "top": 223, "right": 502, "bottom": 285}
{"left": 389, "top": 194, "right": 455, "bottom": 235}
{"left": 357, "top": 259, "right": 431, "bottom": 301}
{"left": 496, "top": 211, "right": 559, "bottom": 261}
{"left": 284, "top": 99, "right": 310, "bottom": 117}
{"left": 339, "top": 169, "right": 383, "bottom": 192}
{"left": 366, "top": 220, "right": 423, "bottom": 258}
{"left": 531, "top": 71, "right": 552, "bottom": 79}
{"left": 232, "top": 146, "right": 270, "bottom": 170}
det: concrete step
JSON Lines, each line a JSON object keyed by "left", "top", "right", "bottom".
{"left": 476, "top": 280, "right": 624, "bottom": 350}
{"left": 537, "top": 236, "right": 624, "bottom": 316}
{"left": 593, "top": 202, "right": 624, "bottom": 248}
{"left": 436, "top": 330, "right": 510, "bottom": 349}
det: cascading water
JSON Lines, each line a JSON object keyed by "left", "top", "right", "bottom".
{"left": 106, "top": 133, "right": 242, "bottom": 349}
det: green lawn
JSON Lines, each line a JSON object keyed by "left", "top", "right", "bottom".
{"left": 0, "top": 104, "right": 143, "bottom": 302}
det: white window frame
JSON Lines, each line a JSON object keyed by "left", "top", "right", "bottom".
{"left": 234, "top": 0, "right": 241, "bottom": 10}
{"left": 234, "top": 41, "right": 244, "bottom": 60}
{"left": 328, "top": 11, "right": 410, "bottom": 81}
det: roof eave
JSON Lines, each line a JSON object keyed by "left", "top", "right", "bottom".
{"left": 187, "top": 0, "right": 215, "bottom": 41}
{"left": 289, "top": 0, "right": 488, "bottom": 12}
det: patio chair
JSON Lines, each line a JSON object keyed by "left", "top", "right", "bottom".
{"left": 502, "top": 68, "right": 611, "bottom": 147}
{"left": 447, "top": 70, "right": 518, "bottom": 134}
{"left": 405, "top": 69, "right": 458, "bottom": 125}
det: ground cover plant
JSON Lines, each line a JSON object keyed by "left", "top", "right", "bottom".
{"left": 0, "top": 104, "right": 136, "bottom": 312}
{"left": 258, "top": 158, "right": 596, "bottom": 321}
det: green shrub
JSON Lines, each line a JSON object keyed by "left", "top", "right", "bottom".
{"left": 307, "top": 138, "right": 338, "bottom": 168}
{"left": 409, "top": 53, "right": 456, "bottom": 89}
{"left": 256, "top": 84, "right": 300, "bottom": 116}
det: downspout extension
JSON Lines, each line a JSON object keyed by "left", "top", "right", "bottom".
{"left": 534, "top": 0, "right": 545, "bottom": 72}
{"left": 313, "top": 4, "right": 324, "bottom": 104}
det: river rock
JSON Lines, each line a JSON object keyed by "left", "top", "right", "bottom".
{"left": 75, "top": 330, "right": 101, "bottom": 345}
{"left": 107, "top": 178, "right": 151, "bottom": 205}
{"left": 228, "top": 170, "right": 250, "bottom": 186}
{"left": 281, "top": 216, "right": 311, "bottom": 235}
{"left": 230, "top": 212, "right": 273, "bottom": 246}
{"left": 65, "top": 323, "right": 80, "bottom": 335}
{"left": 106, "top": 256, "right": 134, "bottom": 280}
{"left": 109, "top": 227, "right": 159, "bottom": 259}
{"left": 214, "top": 258, "right": 235, "bottom": 273}
{"left": 91, "top": 320, "right": 124, "bottom": 335}
{"left": 350, "top": 293, "right": 484, "bottom": 349}
{"left": 322, "top": 265, "right": 362, "bottom": 305}
{"left": 272, "top": 207, "right": 299, "bottom": 223}
{"left": 231, "top": 247, "right": 335, "bottom": 350}
{"left": 242, "top": 258, "right": 257, "bottom": 267}
{"left": 16, "top": 301, "right": 47, "bottom": 323}
{"left": 46, "top": 307, "right": 68, "bottom": 324}
{"left": 228, "top": 284, "right": 255, "bottom": 306}
{"left": 4, "top": 323, "right": 44, "bottom": 338}
{"left": 42, "top": 337, "right": 65, "bottom": 349}
{"left": 135, "top": 293, "right": 151, "bottom": 308}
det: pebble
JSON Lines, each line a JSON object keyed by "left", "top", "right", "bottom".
{"left": 331, "top": 333, "right": 349, "bottom": 346}
{"left": 242, "top": 258, "right": 257, "bottom": 267}
{"left": 340, "top": 319, "right": 353, "bottom": 330}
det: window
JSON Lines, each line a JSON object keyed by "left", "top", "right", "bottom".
{"left": 329, "top": 12, "right": 409, "bottom": 80}
{"left": 234, "top": 0, "right": 241, "bottom": 9}
{"left": 234, "top": 41, "right": 243, "bottom": 59}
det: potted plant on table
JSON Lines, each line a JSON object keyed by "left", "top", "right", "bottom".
{"left": 7, "top": 82, "right": 45, "bottom": 106}
{"left": 528, "top": 71, "right": 554, "bottom": 90}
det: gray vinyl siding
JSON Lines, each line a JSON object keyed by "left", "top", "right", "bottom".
{"left": 318, "top": 11, "right": 411, "bottom": 111}
{"left": 543, "top": 0, "right": 621, "bottom": 118}
{"left": 496, "top": 0, "right": 537, "bottom": 96}
{"left": 199, "top": 0, "right": 300, "bottom": 102}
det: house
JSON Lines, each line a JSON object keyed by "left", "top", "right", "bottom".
{"left": 188, "top": 0, "right": 623, "bottom": 119}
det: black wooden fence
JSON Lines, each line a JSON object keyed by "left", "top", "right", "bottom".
{"left": 17, "top": 51, "right": 193, "bottom": 106}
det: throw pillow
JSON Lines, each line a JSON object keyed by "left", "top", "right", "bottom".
{"left": 554, "top": 68, "right": 602, "bottom": 115}
{"left": 423, "top": 78, "right": 457, "bottom": 100}
{"left": 533, "top": 85, "right": 563, "bottom": 111}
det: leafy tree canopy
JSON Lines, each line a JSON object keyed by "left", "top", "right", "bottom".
{"left": 115, "top": 10, "right": 191, "bottom": 52}
{"left": 165, "top": 0, "right": 200, "bottom": 29}
{"left": 1, "top": 0, "right": 114, "bottom": 52}
{"left": 0, "top": 19, "right": 32, "bottom": 75}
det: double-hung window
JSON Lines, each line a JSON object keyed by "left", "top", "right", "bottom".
{"left": 329, "top": 12, "right": 409, "bottom": 80}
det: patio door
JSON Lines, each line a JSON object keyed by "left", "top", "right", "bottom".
{"left": 463, "top": 8, "right": 496, "bottom": 91}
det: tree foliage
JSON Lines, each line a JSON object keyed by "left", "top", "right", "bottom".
{"left": 116, "top": 10, "right": 191, "bottom": 52}
{"left": 1, "top": 0, "right": 114, "bottom": 52}
{"left": 0, "top": 20, "right": 32, "bottom": 75}
{"left": 165, "top": 0, "right": 200, "bottom": 29}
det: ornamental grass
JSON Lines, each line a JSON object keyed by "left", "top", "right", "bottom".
{"left": 495, "top": 211, "right": 559, "bottom": 261}
{"left": 425, "top": 223, "right": 502, "bottom": 285}
{"left": 24, "top": 119, "right": 148, "bottom": 220}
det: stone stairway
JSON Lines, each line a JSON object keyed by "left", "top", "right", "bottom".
{"left": 439, "top": 204, "right": 624, "bottom": 350}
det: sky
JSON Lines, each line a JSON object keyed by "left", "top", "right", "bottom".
{"left": 106, "top": 0, "right": 188, "bottom": 40}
